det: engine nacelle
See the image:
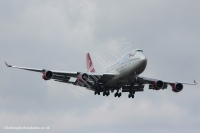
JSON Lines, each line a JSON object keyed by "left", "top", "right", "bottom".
{"left": 153, "top": 80, "right": 164, "bottom": 90}
{"left": 77, "top": 73, "right": 89, "bottom": 82}
{"left": 42, "top": 71, "right": 53, "bottom": 80}
{"left": 172, "top": 83, "right": 183, "bottom": 92}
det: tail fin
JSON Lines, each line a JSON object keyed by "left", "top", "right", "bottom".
{"left": 86, "top": 53, "right": 95, "bottom": 73}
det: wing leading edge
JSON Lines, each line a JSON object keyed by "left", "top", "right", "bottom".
{"left": 4, "top": 62, "right": 117, "bottom": 88}
{"left": 139, "top": 76, "right": 197, "bottom": 85}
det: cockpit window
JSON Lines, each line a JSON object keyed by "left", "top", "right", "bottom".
{"left": 136, "top": 50, "right": 143, "bottom": 52}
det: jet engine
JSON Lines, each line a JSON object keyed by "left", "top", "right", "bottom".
{"left": 77, "top": 73, "right": 89, "bottom": 82}
{"left": 42, "top": 70, "right": 53, "bottom": 80}
{"left": 152, "top": 80, "right": 164, "bottom": 90}
{"left": 172, "top": 83, "right": 183, "bottom": 92}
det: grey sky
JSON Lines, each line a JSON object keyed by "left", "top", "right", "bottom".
{"left": 0, "top": 0, "right": 200, "bottom": 133}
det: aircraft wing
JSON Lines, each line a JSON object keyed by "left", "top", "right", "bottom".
{"left": 5, "top": 62, "right": 117, "bottom": 85}
{"left": 139, "top": 76, "right": 197, "bottom": 85}
{"left": 138, "top": 76, "right": 196, "bottom": 91}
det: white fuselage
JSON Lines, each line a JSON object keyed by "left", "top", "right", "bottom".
{"left": 105, "top": 49, "right": 147, "bottom": 87}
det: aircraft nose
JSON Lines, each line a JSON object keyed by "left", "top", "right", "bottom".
{"left": 140, "top": 54, "right": 147, "bottom": 61}
{"left": 135, "top": 53, "right": 147, "bottom": 74}
{"left": 140, "top": 54, "right": 147, "bottom": 66}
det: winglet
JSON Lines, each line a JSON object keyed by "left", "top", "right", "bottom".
{"left": 5, "top": 62, "right": 11, "bottom": 67}
{"left": 194, "top": 80, "right": 197, "bottom": 85}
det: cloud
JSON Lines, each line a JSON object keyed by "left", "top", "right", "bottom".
{"left": 0, "top": 0, "right": 200, "bottom": 133}
{"left": 1, "top": 99, "right": 200, "bottom": 133}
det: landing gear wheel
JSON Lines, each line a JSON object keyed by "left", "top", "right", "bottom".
{"left": 128, "top": 93, "right": 134, "bottom": 99}
{"left": 103, "top": 92, "right": 106, "bottom": 96}
{"left": 95, "top": 86, "right": 100, "bottom": 95}
{"left": 118, "top": 92, "right": 122, "bottom": 97}
{"left": 114, "top": 92, "right": 118, "bottom": 97}
{"left": 106, "top": 91, "right": 109, "bottom": 96}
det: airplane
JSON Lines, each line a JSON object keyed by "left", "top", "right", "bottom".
{"left": 5, "top": 49, "right": 197, "bottom": 99}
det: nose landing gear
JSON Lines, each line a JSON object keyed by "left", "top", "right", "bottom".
{"left": 128, "top": 90, "right": 135, "bottom": 99}
{"left": 128, "top": 93, "right": 134, "bottom": 98}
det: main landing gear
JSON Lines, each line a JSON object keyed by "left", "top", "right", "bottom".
{"left": 94, "top": 86, "right": 100, "bottom": 95}
{"left": 114, "top": 92, "right": 122, "bottom": 97}
{"left": 94, "top": 90, "right": 100, "bottom": 95}
{"left": 94, "top": 86, "right": 122, "bottom": 98}
{"left": 128, "top": 91, "right": 135, "bottom": 98}
{"left": 114, "top": 90, "right": 122, "bottom": 98}
{"left": 103, "top": 91, "right": 110, "bottom": 96}
{"left": 94, "top": 85, "right": 110, "bottom": 96}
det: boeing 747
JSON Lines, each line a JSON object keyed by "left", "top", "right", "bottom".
{"left": 5, "top": 49, "right": 196, "bottom": 98}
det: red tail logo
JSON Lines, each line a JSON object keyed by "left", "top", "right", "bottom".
{"left": 129, "top": 52, "right": 135, "bottom": 57}
{"left": 86, "top": 53, "right": 95, "bottom": 73}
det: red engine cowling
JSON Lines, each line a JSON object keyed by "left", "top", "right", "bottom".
{"left": 77, "top": 73, "right": 89, "bottom": 82}
{"left": 153, "top": 80, "right": 164, "bottom": 90}
{"left": 172, "top": 83, "right": 183, "bottom": 92}
{"left": 42, "top": 71, "right": 53, "bottom": 80}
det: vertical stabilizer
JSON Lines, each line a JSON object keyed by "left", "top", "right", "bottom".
{"left": 86, "top": 53, "right": 95, "bottom": 73}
